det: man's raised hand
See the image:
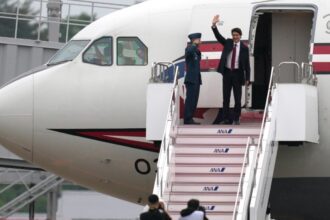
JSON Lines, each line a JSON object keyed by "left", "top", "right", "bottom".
{"left": 212, "top": 15, "right": 220, "bottom": 26}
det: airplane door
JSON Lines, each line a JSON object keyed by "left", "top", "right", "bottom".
{"left": 189, "top": 4, "right": 253, "bottom": 108}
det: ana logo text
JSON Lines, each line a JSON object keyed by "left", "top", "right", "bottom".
{"left": 203, "top": 186, "right": 219, "bottom": 192}
{"left": 210, "top": 167, "right": 226, "bottom": 173}
{"left": 214, "top": 148, "right": 230, "bottom": 153}
{"left": 205, "top": 206, "right": 216, "bottom": 211}
{"left": 217, "top": 129, "right": 233, "bottom": 134}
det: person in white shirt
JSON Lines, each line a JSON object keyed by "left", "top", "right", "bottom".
{"left": 211, "top": 15, "right": 251, "bottom": 125}
{"left": 179, "top": 199, "right": 205, "bottom": 220}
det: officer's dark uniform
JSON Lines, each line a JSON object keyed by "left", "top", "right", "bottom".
{"left": 184, "top": 33, "right": 202, "bottom": 124}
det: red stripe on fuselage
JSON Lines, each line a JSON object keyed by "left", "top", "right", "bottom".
{"left": 313, "top": 62, "right": 330, "bottom": 72}
{"left": 313, "top": 44, "right": 330, "bottom": 54}
{"left": 200, "top": 59, "right": 220, "bottom": 71}
{"left": 198, "top": 40, "right": 248, "bottom": 52}
{"left": 199, "top": 43, "right": 223, "bottom": 52}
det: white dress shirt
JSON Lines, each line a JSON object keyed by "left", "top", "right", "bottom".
{"left": 226, "top": 41, "right": 240, "bottom": 69}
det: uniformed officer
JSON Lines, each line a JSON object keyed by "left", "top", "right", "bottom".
{"left": 184, "top": 33, "right": 202, "bottom": 125}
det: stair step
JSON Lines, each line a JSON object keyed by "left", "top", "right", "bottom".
{"left": 169, "top": 201, "right": 235, "bottom": 205}
{"left": 169, "top": 194, "right": 236, "bottom": 203}
{"left": 177, "top": 125, "right": 261, "bottom": 136}
{"left": 168, "top": 203, "right": 235, "bottom": 212}
{"left": 175, "top": 155, "right": 245, "bottom": 165}
{"left": 172, "top": 183, "right": 238, "bottom": 193}
{"left": 175, "top": 136, "right": 254, "bottom": 145}
{"left": 174, "top": 146, "right": 246, "bottom": 155}
{"left": 174, "top": 166, "right": 242, "bottom": 174}
{"left": 170, "top": 213, "right": 233, "bottom": 220}
{"left": 157, "top": 124, "right": 261, "bottom": 220}
{"left": 173, "top": 175, "right": 240, "bottom": 183}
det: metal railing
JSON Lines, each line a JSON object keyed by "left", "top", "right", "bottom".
{"left": 275, "top": 61, "right": 317, "bottom": 85}
{"left": 152, "top": 62, "right": 180, "bottom": 203}
{"left": 257, "top": 66, "right": 275, "bottom": 155}
{"left": 232, "top": 66, "right": 275, "bottom": 220}
{"left": 0, "top": 169, "right": 63, "bottom": 218}
{"left": 301, "top": 62, "right": 318, "bottom": 85}
{"left": 276, "top": 61, "right": 301, "bottom": 83}
{"left": 150, "top": 62, "right": 176, "bottom": 83}
{"left": 233, "top": 62, "right": 318, "bottom": 219}
{"left": 0, "top": 0, "right": 133, "bottom": 42}
{"left": 232, "top": 137, "right": 257, "bottom": 220}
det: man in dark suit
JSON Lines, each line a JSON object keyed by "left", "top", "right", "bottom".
{"left": 211, "top": 15, "right": 250, "bottom": 125}
{"left": 184, "top": 33, "right": 202, "bottom": 125}
{"left": 140, "top": 194, "right": 171, "bottom": 220}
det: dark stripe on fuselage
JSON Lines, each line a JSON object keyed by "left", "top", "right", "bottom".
{"left": 49, "top": 128, "right": 160, "bottom": 153}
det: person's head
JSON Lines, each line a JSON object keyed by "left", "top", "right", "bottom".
{"left": 148, "top": 194, "right": 159, "bottom": 209}
{"left": 231, "top": 27, "right": 242, "bottom": 43}
{"left": 187, "top": 199, "right": 200, "bottom": 210}
{"left": 188, "top": 33, "right": 202, "bottom": 45}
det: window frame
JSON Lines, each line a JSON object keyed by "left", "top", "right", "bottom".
{"left": 48, "top": 40, "right": 90, "bottom": 66}
{"left": 82, "top": 36, "right": 113, "bottom": 66}
{"left": 116, "top": 36, "right": 148, "bottom": 66}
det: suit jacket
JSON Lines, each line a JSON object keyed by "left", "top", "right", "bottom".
{"left": 140, "top": 209, "right": 168, "bottom": 220}
{"left": 184, "top": 44, "right": 202, "bottom": 85}
{"left": 211, "top": 26, "right": 250, "bottom": 85}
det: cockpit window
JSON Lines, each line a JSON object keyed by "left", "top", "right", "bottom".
{"left": 48, "top": 40, "right": 89, "bottom": 65}
{"left": 117, "top": 37, "right": 148, "bottom": 66}
{"left": 83, "top": 37, "right": 113, "bottom": 66}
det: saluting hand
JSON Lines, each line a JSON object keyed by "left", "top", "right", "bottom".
{"left": 212, "top": 15, "right": 220, "bottom": 26}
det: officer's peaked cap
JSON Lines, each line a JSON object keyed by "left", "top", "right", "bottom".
{"left": 188, "top": 33, "right": 202, "bottom": 40}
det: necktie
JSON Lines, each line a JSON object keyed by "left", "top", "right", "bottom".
{"left": 231, "top": 43, "right": 237, "bottom": 70}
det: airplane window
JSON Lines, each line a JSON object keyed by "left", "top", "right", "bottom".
{"left": 117, "top": 37, "right": 148, "bottom": 66}
{"left": 48, "top": 40, "right": 89, "bottom": 65}
{"left": 83, "top": 37, "right": 113, "bottom": 66}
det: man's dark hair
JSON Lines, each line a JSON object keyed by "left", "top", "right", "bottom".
{"left": 148, "top": 194, "right": 159, "bottom": 204}
{"left": 187, "top": 199, "right": 200, "bottom": 210}
{"left": 231, "top": 27, "right": 242, "bottom": 36}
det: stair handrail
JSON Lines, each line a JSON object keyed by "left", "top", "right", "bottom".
{"left": 150, "top": 62, "right": 176, "bottom": 83}
{"left": 301, "top": 62, "right": 318, "bottom": 86}
{"left": 238, "top": 63, "right": 317, "bottom": 219}
{"left": 259, "top": 66, "right": 275, "bottom": 154}
{"left": 233, "top": 67, "right": 275, "bottom": 219}
{"left": 245, "top": 66, "right": 275, "bottom": 216}
{"left": 153, "top": 62, "right": 180, "bottom": 201}
{"left": 0, "top": 170, "right": 36, "bottom": 194}
{"left": 276, "top": 61, "right": 301, "bottom": 83}
{"left": 0, "top": 174, "right": 63, "bottom": 218}
{"left": 232, "top": 137, "right": 255, "bottom": 220}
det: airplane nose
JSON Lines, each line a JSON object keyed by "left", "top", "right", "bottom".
{"left": 0, "top": 75, "right": 33, "bottom": 162}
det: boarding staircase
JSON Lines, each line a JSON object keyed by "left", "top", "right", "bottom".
{"left": 167, "top": 125, "right": 260, "bottom": 220}
{"left": 150, "top": 61, "right": 318, "bottom": 220}
{"left": 0, "top": 170, "right": 64, "bottom": 218}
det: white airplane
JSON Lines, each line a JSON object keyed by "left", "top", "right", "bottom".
{"left": 0, "top": 0, "right": 329, "bottom": 218}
